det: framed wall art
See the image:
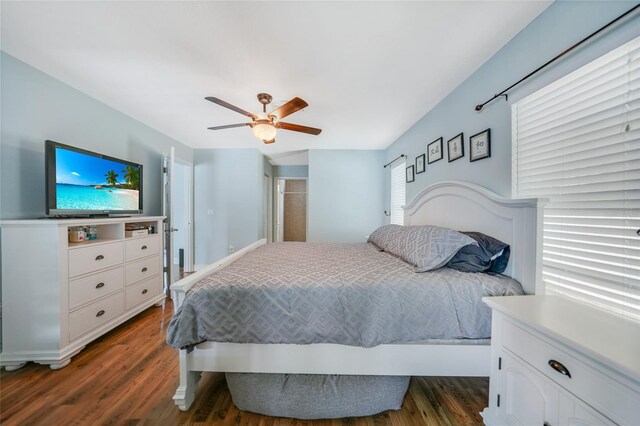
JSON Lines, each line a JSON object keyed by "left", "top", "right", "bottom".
{"left": 406, "top": 165, "right": 415, "bottom": 183}
{"left": 427, "top": 137, "right": 443, "bottom": 164}
{"left": 470, "top": 128, "right": 491, "bottom": 162}
{"left": 416, "top": 154, "right": 426, "bottom": 174}
{"left": 447, "top": 133, "right": 464, "bottom": 162}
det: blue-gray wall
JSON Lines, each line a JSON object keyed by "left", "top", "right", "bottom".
{"left": 308, "top": 150, "right": 385, "bottom": 242}
{"left": 385, "top": 1, "right": 640, "bottom": 203}
{"left": 193, "top": 149, "right": 268, "bottom": 265}
{"left": 273, "top": 165, "right": 309, "bottom": 178}
{"left": 0, "top": 52, "right": 193, "bottom": 220}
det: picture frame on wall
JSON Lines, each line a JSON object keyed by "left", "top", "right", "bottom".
{"left": 447, "top": 133, "right": 464, "bottom": 162}
{"left": 406, "top": 165, "right": 415, "bottom": 183}
{"left": 470, "top": 128, "right": 491, "bottom": 162}
{"left": 416, "top": 154, "right": 426, "bottom": 174}
{"left": 427, "top": 137, "right": 443, "bottom": 164}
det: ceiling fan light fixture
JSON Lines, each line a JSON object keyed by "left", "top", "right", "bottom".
{"left": 252, "top": 115, "right": 277, "bottom": 141}
{"left": 206, "top": 94, "right": 321, "bottom": 144}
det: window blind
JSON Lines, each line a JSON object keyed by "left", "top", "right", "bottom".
{"left": 512, "top": 35, "right": 640, "bottom": 320}
{"left": 390, "top": 162, "right": 406, "bottom": 225}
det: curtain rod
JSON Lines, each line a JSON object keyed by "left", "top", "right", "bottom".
{"left": 383, "top": 154, "right": 406, "bottom": 168}
{"left": 474, "top": 3, "right": 640, "bottom": 112}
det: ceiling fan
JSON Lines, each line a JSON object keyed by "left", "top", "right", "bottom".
{"left": 205, "top": 93, "right": 322, "bottom": 144}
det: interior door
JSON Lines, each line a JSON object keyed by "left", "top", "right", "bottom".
{"left": 276, "top": 179, "right": 285, "bottom": 242}
{"left": 161, "top": 147, "right": 176, "bottom": 295}
{"left": 263, "top": 174, "right": 269, "bottom": 240}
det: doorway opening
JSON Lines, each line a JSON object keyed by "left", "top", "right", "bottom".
{"left": 275, "top": 178, "right": 307, "bottom": 242}
{"left": 171, "top": 159, "right": 194, "bottom": 281}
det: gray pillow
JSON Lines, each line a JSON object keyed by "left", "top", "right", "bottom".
{"left": 400, "top": 225, "right": 478, "bottom": 272}
{"left": 447, "top": 232, "right": 510, "bottom": 273}
{"left": 368, "top": 224, "right": 477, "bottom": 272}
{"left": 367, "top": 224, "right": 404, "bottom": 251}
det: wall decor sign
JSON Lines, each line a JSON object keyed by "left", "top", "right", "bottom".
{"left": 447, "top": 133, "right": 464, "bottom": 162}
{"left": 406, "top": 165, "right": 415, "bottom": 183}
{"left": 416, "top": 154, "right": 426, "bottom": 174}
{"left": 427, "top": 137, "right": 443, "bottom": 164}
{"left": 470, "top": 128, "right": 491, "bottom": 162}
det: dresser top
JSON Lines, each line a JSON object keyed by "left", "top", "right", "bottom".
{"left": 1, "top": 216, "right": 165, "bottom": 227}
{"left": 484, "top": 295, "right": 640, "bottom": 384}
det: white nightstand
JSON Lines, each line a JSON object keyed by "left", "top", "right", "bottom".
{"left": 481, "top": 295, "right": 640, "bottom": 426}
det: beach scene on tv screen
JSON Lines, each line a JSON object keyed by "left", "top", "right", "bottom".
{"left": 55, "top": 148, "right": 140, "bottom": 211}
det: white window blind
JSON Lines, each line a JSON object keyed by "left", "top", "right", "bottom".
{"left": 512, "top": 35, "right": 640, "bottom": 320}
{"left": 390, "top": 162, "right": 406, "bottom": 225}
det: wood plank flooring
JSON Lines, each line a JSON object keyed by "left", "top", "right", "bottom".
{"left": 0, "top": 300, "right": 489, "bottom": 425}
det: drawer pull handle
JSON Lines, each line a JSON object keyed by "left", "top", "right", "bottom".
{"left": 548, "top": 360, "right": 571, "bottom": 378}
{"left": 95, "top": 255, "right": 105, "bottom": 261}
{"left": 96, "top": 282, "right": 105, "bottom": 289}
{"left": 141, "top": 267, "right": 148, "bottom": 272}
{"left": 96, "top": 310, "right": 105, "bottom": 317}
{"left": 142, "top": 289, "right": 148, "bottom": 294}
{"left": 141, "top": 245, "right": 148, "bottom": 250}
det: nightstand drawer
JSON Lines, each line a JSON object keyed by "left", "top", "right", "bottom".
{"left": 125, "top": 275, "right": 163, "bottom": 309}
{"left": 125, "top": 235, "right": 160, "bottom": 262}
{"left": 125, "top": 256, "right": 161, "bottom": 286}
{"left": 69, "top": 291, "right": 124, "bottom": 341}
{"left": 69, "top": 266, "right": 124, "bottom": 309}
{"left": 502, "top": 319, "right": 639, "bottom": 425}
{"left": 68, "top": 241, "right": 124, "bottom": 277}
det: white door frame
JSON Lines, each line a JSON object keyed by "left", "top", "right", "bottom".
{"left": 174, "top": 158, "right": 194, "bottom": 273}
{"left": 263, "top": 174, "right": 269, "bottom": 241}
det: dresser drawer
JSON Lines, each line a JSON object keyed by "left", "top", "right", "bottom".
{"left": 125, "top": 256, "right": 161, "bottom": 286}
{"left": 69, "top": 291, "right": 124, "bottom": 341}
{"left": 502, "top": 319, "right": 639, "bottom": 425}
{"left": 125, "top": 275, "right": 163, "bottom": 309}
{"left": 68, "top": 241, "right": 124, "bottom": 278}
{"left": 69, "top": 266, "right": 124, "bottom": 309}
{"left": 125, "top": 235, "right": 160, "bottom": 262}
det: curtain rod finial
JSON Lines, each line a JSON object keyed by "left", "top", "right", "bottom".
{"left": 475, "top": 104, "right": 483, "bottom": 112}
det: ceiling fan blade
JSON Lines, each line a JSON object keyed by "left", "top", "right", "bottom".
{"left": 207, "top": 123, "right": 251, "bottom": 130}
{"left": 269, "top": 97, "right": 308, "bottom": 120}
{"left": 205, "top": 97, "right": 258, "bottom": 119}
{"left": 276, "top": 121, "right": 322, "bottom": 135}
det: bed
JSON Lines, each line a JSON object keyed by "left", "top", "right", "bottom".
{"left": 169, "top": 181, "right": 542, "bottom": 411}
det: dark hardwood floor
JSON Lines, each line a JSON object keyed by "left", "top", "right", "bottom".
{"left": 0, "top": 300, "right": 489, "bottom": 425}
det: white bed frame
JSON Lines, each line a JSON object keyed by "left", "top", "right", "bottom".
{"left": 170, "top": 181, "right": 542, "bottom": 410}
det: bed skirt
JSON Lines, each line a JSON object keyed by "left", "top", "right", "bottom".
{"left": 226, "top": 373, "right": 411, "bottom": 419}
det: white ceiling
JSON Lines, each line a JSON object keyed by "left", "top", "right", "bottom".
{"left": 1, "top": 1, "right": 550, "bottom": 164}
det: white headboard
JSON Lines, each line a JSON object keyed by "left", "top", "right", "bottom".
{"left": 403, "top": 181, "right": 543, "bottom": 295}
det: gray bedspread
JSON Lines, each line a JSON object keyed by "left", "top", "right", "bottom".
{"left": 167, "top": 242, "right": 524, "bottom": 349}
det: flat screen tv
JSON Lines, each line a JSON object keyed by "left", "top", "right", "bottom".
{"left": 45, "top": 140, "right": 143, "bottom": 216}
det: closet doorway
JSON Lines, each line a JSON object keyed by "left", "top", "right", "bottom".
{"left": 275, "top": 178, "right": 307, "bottom": 242}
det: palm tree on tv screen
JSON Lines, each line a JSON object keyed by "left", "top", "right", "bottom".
{"left": 122, "top": 166, "right": 140, "bottom": 190}
{"left": 105, "top": 170, "right": 118, "bottom": 186}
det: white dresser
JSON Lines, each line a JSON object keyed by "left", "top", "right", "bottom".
{"left": 481, "top": 295, "right": 640, "bottom": 426}
{"left": 1, "top": 216, "right": 165, "bottom": 370}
